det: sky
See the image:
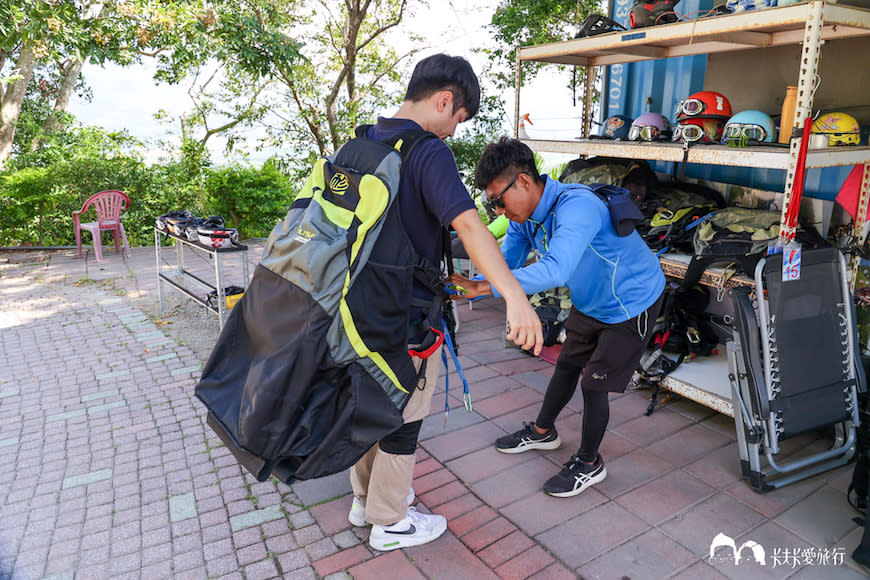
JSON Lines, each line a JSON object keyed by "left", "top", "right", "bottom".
{"left": 67, "top": 1, "right": 584, "bottom": 167}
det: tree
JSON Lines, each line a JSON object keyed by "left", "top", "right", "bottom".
{"left": 140, "top": 0, "right": 415, "bottom": 177}
{"left": 252, "top": 0, "right": 422, "bottom": 174}
{"left": 480, "top": 0, "right": 601, "bottom": 92}
{"left": 0, "top": 1, "right": 39, "bottom": 162}
{"left": 0, "top": 1, "right": 228, "bottom": 164}
{"left": 151, "top": 1, "right": 303, "bottom": 167}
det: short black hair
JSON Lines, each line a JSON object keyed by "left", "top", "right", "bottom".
{"left": 405, "top": 54, "right": 480, "bottom": 119}
{"left": 475, "top": 136, "right": 541, "bottom": 190}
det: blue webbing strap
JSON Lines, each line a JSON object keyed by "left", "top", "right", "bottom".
{"left": 655, "top": 211, "right": 717, "bottom": 257}
{"left": 441, "top": 318, "right": 471, "bottom": 426}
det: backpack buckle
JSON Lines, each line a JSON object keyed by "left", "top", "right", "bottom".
{"left": 716, "top": 262, "right": 737, "bottom": 302}
{"left": 658, "top": 208, "right": 675, "bottom": 221}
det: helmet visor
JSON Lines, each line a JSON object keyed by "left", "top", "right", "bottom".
{"left": 824, "top": 132, "right": 861, "bottom": 146}
{"left": 628, "top": 125, "right": 661, "bottom": 141}
{"left": 675, "top": 98, "right": 706, "bottom": 118}
{"left": 723, "top": 124, "right": 768, "bottom": 143}
{"left": 672, "top": 124, "right": 705, "bottom": 142}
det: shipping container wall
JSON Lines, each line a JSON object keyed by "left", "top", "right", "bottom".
{"left": 602, "top": 0, "right": 862, "bottom": 200}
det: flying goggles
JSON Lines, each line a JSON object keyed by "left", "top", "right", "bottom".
{"left": 721, "top": 124, "right": 769, "bottom": 144}
{"left": 628, "top": 125, "right": 671, "bottom": 141}
{"left": 671, "top": 123, "right": 707, "bottom": 142}
{"left": 674, "top": 97, "right": 730, "bottom": 119}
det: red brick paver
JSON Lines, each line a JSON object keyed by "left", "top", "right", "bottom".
{"left": 494, "top": 545, "right": 556, "bottom": 580}
{"left": 449, "top": 505, "right": 498, "bottom": 537}
{"left": 477, "top": 530, "right": 535, "bottom": 568}
{"left": 312, "top": 544, "right": 371, "bottom": 577}
{"left": 309, "top": 495, "right": 353, "bottom": 535}
{"left": 461, "top": 516, "right": 517, "bottom": 552}
{"left": 0, "top": 249, "right": 852, "bottom": 580}
{"left": 347, "top": 550, "right": 425, "bottom": 580}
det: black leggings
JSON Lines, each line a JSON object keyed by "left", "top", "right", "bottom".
{"left": 535, "top": 364, "right": 610, "bottom": 463}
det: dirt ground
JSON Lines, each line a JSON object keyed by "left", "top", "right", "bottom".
{"left": 130, "top": 290, "right": 223, "bottom": 363}
{"left": 0, "top": 249, "right": 223, "bottom": 363}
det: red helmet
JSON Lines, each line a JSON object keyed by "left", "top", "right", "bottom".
{"left": 675, "top": 91, "right": 732, "bottom": 121}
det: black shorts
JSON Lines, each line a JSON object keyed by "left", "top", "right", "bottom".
{"left": 556, "top": 293, "right": 664, "bottom": 393}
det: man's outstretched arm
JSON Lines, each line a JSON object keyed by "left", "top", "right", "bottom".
{"left": 451, "top": 209, "right": 543, "bottom": 355}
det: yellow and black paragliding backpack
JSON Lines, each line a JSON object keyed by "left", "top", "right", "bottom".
{"left": 195, "top": 125, "right": 455, "bottom": 484}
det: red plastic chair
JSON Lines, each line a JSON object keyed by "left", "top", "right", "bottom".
{"left": 73, "top": 190, "right": 131, "bottom": 261}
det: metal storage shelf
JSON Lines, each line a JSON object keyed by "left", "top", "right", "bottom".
{"left": 515, "top": 1, "right": 870, "bottom": 415}
{"left": 662, "top": 349, "right": 734, "bottom": 417}
{"left": 516, "top": 2, "right": 870, "bottom": 174}
{"left": 522, "top": 139, "right": 870, "bottom": 169}
{"left": 659, "top": 253, "right": 753, "bottom": 289}
{"left": 154, "top": 228, "right": 249, "bottom": 329}
{"left": 517, "top": 2, "right": 870, "bottom": 67}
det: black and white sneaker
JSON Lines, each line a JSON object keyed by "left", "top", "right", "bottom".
{"left": 495, "top": 422, "right": 562, "bottom": 454}
{"left": 543, "top": 454, "right": 607, "bottom": 497}
{"left": 369, "top": 507, "right": 447, "bottom": 551}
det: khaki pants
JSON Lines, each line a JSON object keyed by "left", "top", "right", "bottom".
{"left": 350, "top": 354, "right": 441, "bottom": 525}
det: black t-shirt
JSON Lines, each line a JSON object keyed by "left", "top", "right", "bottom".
{"left": 365, "top": 118, "right": 476, "bottom": 325}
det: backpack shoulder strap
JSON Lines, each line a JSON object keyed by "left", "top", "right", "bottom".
{"left": 354, "top": 125, "right": 438, "bottom": 161}
{"left": 354, "top": 124, "right": 372, "bottom": 139}
{"left": 392, "top": 129, "right": 439, "bottom": 159}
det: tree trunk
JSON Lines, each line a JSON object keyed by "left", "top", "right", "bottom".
{"left": 0, "top": 42, "right": 36, "bottom": 164}
{"left": 31, "top": 56, "right": 87, "bottom": 150}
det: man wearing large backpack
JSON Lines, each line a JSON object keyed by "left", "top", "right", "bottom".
{"left": 347, "top": 56, "right": 543, "bottom": 550}
{"left": 449, "top": 137, "right": 665, "bottom": 498}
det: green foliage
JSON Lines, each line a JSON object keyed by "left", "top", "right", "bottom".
{"left": 0, "top": 166, "right": 53, "bottom": 245}
{"left": 10, "top": 99, "right": 142, "bottom": 170}
{"left": 533, "top": 152, "right": 567, "bottom": 180}
{"left": 202, "top": 162, "right": 295, "bottom": 238}
{"left": 0, "top": 114, "right": 295, "bottom": 246}
{"left": 6, "top": 1, "right": 603, "bottom": 247}
{"left": 246, "top": 0, "right": 414, "bottom": 166}
{"left": 481, "top": 0, "right": 600, "bottom": 91}
{"left": 447, "top": 94, "right": 507, "bottom": 194}
{"left": 1, "top": 119, "right": 151, "bottom": 246}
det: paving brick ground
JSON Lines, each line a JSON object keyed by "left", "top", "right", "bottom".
{"left": 1, "top": 246, "right": 869, "bottom": 579}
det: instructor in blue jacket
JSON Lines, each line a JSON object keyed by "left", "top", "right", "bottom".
{"left": 449, "top": 137, "right": 665, "bottom": 498}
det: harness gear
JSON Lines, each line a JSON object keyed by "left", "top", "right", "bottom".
{"left": 576, "top": 14, "right": 626, "bottom": 37}
{"left": 629, "top": 0, "right": 681, "bottom": 28}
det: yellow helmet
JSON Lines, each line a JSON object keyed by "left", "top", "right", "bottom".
{"left": 811, "top": 112, "right": 861, "bottom": 146}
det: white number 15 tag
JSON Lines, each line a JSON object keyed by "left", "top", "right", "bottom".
{"left": 782, "top": 244, "right": 801, "bottom": 282}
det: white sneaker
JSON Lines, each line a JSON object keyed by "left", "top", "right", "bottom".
{"left": 369, "top": 506, "right": 447, "bottom": 551}
{"left": 348, "top": 487, "right": 415, "bottom": 527}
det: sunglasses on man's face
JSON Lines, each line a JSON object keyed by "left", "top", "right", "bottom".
{"left": 483, "top": 172, "right": 526, "bottom": 215}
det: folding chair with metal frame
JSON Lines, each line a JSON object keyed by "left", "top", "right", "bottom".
{"left": 727, "top": 246, "right": 862, "bottom": 493}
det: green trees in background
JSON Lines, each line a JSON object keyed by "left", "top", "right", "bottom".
{"left": 483, "top": 0, "right": 601, "bottom": 91}
{"left": 0, "top": 0, "right": 404, "bottom": 246}
{"left": 0, "top": 121, "right": 293, "bottom": 246}
{"left": 1, "top": 0, "right": 583, "bottom": 248}
{"left": 151, "top": 0, "right": 415, "bottom": 180}
{"left": 0, "top": 0, "right": 221, "bottom": 163}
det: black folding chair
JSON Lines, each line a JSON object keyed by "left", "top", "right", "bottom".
{"left": 727, "top": 247, "right": 862, "bottom": 492}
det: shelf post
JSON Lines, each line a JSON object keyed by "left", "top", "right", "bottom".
{"left": 155, "top": 228, "right": 164, "bottom": 314}
{"left": 778, "top": 0, "right": 824, "bottom": 243}
{"left": 515, "top": 47, "right": 522, "bottom": 139}
{"left": 848, "top": 163, "right": 870, "bottom": 289}
{"left": 214, "top": 252, "right": 226, "bottom": 329}
{"left": 582, "top": 65, "right": 594, "bottom": 140}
